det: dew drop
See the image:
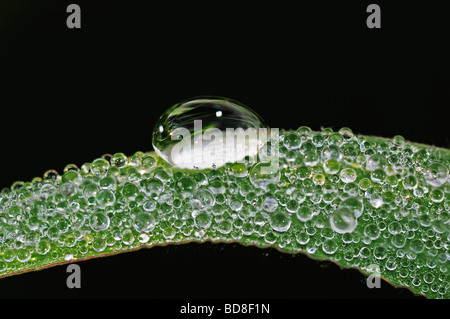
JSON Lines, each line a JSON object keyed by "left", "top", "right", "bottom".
{"left": 423, "top": 162, "right": 448, "bottom": 187}
{"left": 296, "top": 206, "right": 313, "bottom": 222}
{"left": 364, "top": 223, "right": 380, "bottom": 240}
{"left": 191, "top": 188, "right": 215, "bottom": 210}
{"left": 262, "top": 195, "right": 278, "bottom": 212}
{"left": 111, "top": 152, "right": 128, "bottom": 167}
{"left": 303, "top": 151, "right": 320, "bottom": 166}
{"left": 230, "top": 163, "right": 248, "bottom": 178}
{"left": 388, "top": 221, "right": 403, "bottom": 235}
{"left": 322, "top": 239, "right": 338, "bottom": 255}
{"left": 133, "top": 212, "right": 156, "bottom": 233}
{"left": 269, "top": 211, "right": 291, "bottom": 232}
{"left": 339, "top": 197, "right": 364, "bottom": 218}
{"left": 249, "top": 162, "right": 280, "bottom": 189}
{"left": 424, "top": 273, "right": 435, "bottom": 284}
{"left": 340, "top": 168, "right": 357, "bottom": 183}
{"left": 369, "top": 193, "right": 383, "bottom": 208}
{"left": 323, "top": 159, "right": 340, "bottom": 175}
{"left": 321, "top": 145, "right": 342, "bottom": 162}
{"left": 393, "top": 135, "right": 406, "bottom": 147}
{"left": 122, "top": 229, "right": 135, "bottom": 245}
{"left": 403, "top": 175, "right": 418, "bottom": 190}
{"left": 329, "top": 208, "right": 358, "bottom": 234}
{"left": 93, "top": 237, "right": 107, "bottom": 252}
{"left": 96, "top": 189, "right": 116, "bottom": 208}
{"left": 89, "top": 212, "right": 110, "bottom": 232}
{"left": 430, "top": 189, "right": 444, "bottom": 203}
{"left": 366, "top": 154, "right": 386, "bottom": 171}
{"left": 16, "top": 248, "right": 31, "bottom": 263}
{"left": 138, "top": 233, "right": 150, "bottom": 244}
{"left": 194, "top": 212, "right": 212, "bottom": 230}
{"left": 410, "top": 239, "right": 425, "bottom": 254}
{"left": 373, "top": 245, "right": 387, "bottom": 260}
{"left": 144, "top": 177, "right": 164, "bottom": 194}
{"left": 152, "top": 97, "right": 268, "bottom": 169}
{"left": 283, "top": 132, "right": 301, "bottom": 150}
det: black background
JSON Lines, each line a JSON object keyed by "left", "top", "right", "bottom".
{"left": 0, "top": 0, "right": 448, "bottom": 299}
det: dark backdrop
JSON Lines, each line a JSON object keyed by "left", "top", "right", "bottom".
{"left": 0, "top": 0, "right": 448, "bottom": 299}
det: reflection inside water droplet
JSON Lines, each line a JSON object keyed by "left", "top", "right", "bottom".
{"left": 152, "top": 96, "right": 269, "bottom": 170}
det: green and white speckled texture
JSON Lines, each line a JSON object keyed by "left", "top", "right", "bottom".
{"left": 0, "top": 127, "right": 449, "bottom": 298}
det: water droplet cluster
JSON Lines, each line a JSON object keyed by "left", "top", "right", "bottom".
{"left": 0, "top": 127, "right": 448, "bottom": 298}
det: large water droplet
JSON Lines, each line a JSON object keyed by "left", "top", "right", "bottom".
{"left": 249, "top": 162, "right": 280, "bottom": 189}
{"left": 152, "top": 97, "right": 268, "bottom": 169}
{"left": 423, "top": 162, "right": 448, "bottom": 188}
{"left": 340, "top": 197, "right": 364, "bottom": 218}
{"left": 329, "top": 208, "right": 358, "bottom": 234}
{"left": 269, "top": 211, "right": 291, "bottom": 232}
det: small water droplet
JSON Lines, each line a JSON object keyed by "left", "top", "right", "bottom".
{"left": 329, "top": 208, "right": 358, "bottom": 234}
{"left": 423, "top": 162, "right": 448, "bottom": 187}
{"left": 249, "top": 162, "right": 280, "bottom": 189}
{"left": 296, "top": 206, "right": 313, "bottom": 222}
{"left": 269, "top": 211, "right": 291, "bottom": 232}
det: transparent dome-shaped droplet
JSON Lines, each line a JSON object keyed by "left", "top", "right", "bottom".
{"left": 133, "top": 212, "right": 156, "bottom": 233}
{"left": 296, "top": 206, "right": 313, "bottom": 222}
{"left": 340, "top": 168, "right": 357, "bottom": 183}
{"left": 329, "top": 208, "right": 358, "bottom": 234}
{"left": 262, "top": 195, "right": 278, "bottom": 212}
{"left": 249, "top": 162, "right": 280, "bottom": 189}
{"left": 364, "top": 223, "right": 381, "bottom": 240}
{"left": 191, "top": 188, "right": 215, "bottom": 210}
{"left": 269, "top": 211, "right": 291, "bottom": 232}
{"left": 423, "top": 162, "right": 448, "bottom": 187}
{"left": 322, "top": 239, "right": 338, "bottom": 255}
{"left": 89, "top": 212, "right": 110, "bottom": 232}
{"left": 152, "top": 97, "right": 268, "bottom": 169}
{"left": 321, "top": 145, "right": 342, "bottom": 162}
{"left": 340, "top": 197, "right": 364, "bottom": 218}
{"left": 194, "top": 211, "right": 212, "bottom": 230}
{"left": 369, "top": 193, "right": 383, "bottom": 208}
